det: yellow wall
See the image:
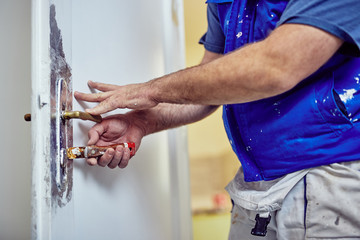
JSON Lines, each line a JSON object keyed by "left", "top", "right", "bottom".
{"left": 183, "top": 0, "right": 231, "bottom": 159}
{"left": 183, "top": 0, "right": 207, "bottom": 67}
{"left": 193, "top": 213, "right": 231, "bottom": 240}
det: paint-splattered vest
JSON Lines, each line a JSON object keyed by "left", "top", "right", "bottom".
{"left": 208, "top": 0, "right": 360, "bottom": 181}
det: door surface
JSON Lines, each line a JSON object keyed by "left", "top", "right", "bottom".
{"left": 31, "top": 1, "right": 191, "bottom": 239}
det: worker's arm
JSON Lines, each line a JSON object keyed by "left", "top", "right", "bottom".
{"left": 75, "top": 23, "right": 343, "bottom": 115}
{"left": 83, "top": 50, "right": 222, "bottom": 168}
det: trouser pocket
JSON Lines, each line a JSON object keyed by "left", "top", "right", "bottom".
{"left": 305, "top": 163, "right": 360, "bottom": 238}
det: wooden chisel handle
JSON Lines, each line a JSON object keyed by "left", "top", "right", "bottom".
{"left": 86, "top": 143, "right": 136, "bottom": 158}
{"left": 66, "top": 142, "right": 136, "bottom": 159}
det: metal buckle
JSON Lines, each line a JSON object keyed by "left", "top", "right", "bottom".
{"left": 251, "top": 213, "right": 271, "bottom": 237}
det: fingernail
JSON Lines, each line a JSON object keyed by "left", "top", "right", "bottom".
{"left": 108, "top": 148, "right": 115, "bottom": 155}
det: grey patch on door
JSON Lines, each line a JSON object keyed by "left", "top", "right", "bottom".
{"left": 49, "top": 4, "right": 73, "bottom": 208}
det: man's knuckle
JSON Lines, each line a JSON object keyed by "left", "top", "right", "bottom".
{"left": 95, "top": 93, "right": 103, "bottom": 101}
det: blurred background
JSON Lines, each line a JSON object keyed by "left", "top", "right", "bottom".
{"left": 183, "top": 1, "right": 240, "bottom": 239}
{"left": 0, "top": 0, "right": 239, "bottom": 239}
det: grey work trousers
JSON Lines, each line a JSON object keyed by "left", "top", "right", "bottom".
{"left": 229, "top": 162, "right": 360, "bottom": 240}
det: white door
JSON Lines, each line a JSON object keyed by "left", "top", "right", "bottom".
{"left": 31, "top": 1, "right": 192, "bottom": 239}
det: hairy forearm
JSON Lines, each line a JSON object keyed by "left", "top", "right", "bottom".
{"left": 149, "top": 46, "right": 279, "bottom": 105}
{"left": 127, "top": 104, "right": 218, "bottom": 136}
{"left": 148, "top": 24, "right": 343, "bottom": 106}
{"left": 126, "top": 50, "right": 222, "bottom": 135}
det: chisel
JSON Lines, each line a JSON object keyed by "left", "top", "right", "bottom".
{"left": 66, "top": 142, "right": 136, "bottom": 159}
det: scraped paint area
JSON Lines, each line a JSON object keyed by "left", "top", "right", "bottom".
{"left": 50, "top": 4, "right": 73, "bottom": 208}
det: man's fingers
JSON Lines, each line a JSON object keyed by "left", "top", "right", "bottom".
{"left": 98, "top": 148, "right": 115, "bottom": 167}
{"left": 88, "top": 80, "right": 120, "bottom": 92}
{"left": 85, "top": 97, "right": 119, "bottom": 115}
{"left": 87, "top": 129, "right": 100, "bottom": 146}
{"left": 87, "top": 157, "right": 98, "bottom": 166}
{"left": 108, "top": 145, "right": 124, "bottom": 169}
{"left": 87, "top": 124, "right": 105, "bottom": 145}
{"left": 74, "top": 90, "right": 112, "bottom": 102}
{"left": 118, "top": 147, "right": 131, "bottom": 168}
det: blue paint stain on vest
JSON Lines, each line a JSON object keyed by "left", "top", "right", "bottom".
{"left": 208, "top": 0, "right": 360, "bottom": 181}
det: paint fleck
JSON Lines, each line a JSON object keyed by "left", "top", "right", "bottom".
{"left": 67, "top": 147, "right": 83, "bottom": 159}
{"left": 274, "top": 108, "right": 281, "bottom": 115}
{"left": 355, "top": 77, "right": 360, "bottom": 84}
{"left": 330, "top": 108, "right": 338, "bottom": 117}
{"left": 339, "top": 89, "right": 357, "bottom": 104}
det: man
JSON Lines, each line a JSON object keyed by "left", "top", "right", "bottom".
{"left": 75, "top": 0, "right": 360, "bottom": 239}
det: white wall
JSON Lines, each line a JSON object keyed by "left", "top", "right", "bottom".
{"left": 71, "top": 1, "right": 191, "bottom": 239}
{"left": 0, "top": 0, "right": 32, "bottom": 239}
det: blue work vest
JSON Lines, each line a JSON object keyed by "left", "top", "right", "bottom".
{"left": 207, "top": 0, "right": 360, "bottom": 181}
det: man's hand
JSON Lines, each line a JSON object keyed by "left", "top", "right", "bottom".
{"left": 86, "top": 114, "right": 145, "bottom": 168}
{"left": 74, "top": 80, "right": 158, "bottom": 115}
